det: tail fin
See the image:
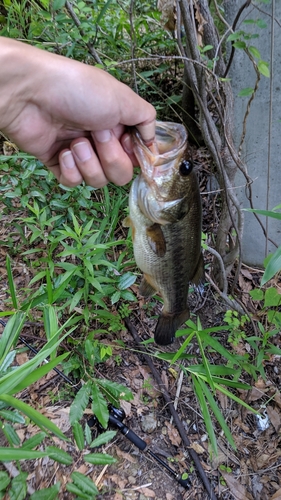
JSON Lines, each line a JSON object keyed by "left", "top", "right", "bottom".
{"left": 154, "top": 309, "right": 190, "bottom": 346}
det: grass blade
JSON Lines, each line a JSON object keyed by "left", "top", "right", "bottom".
{"left": 6, "top": 255, "right": 18, "bottom": 309}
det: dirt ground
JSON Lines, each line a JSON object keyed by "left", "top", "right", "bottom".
{"left": 1, "top": 139, "right": 281, "bottom": 499}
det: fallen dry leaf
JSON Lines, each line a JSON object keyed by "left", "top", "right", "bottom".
{"left": 16, "top": 352, "right": 29, "bottom": 365}
{"left": 220, "top": 472, "right": 254, "bottom": 500}
{"left": 189, "top": 442, "right": 205, "bottom": 454}
{"left": 139, "top": 487, "right": 155, "bottom": 497}
{"left": 274, "top": 390, "right": 281, "bottom": 409}
{"left": 165, "top": 421, "right": 181, "bottom": 446}
{"left": 267, "top": 405, "right": 281, "bottom": 433}
{"left": 241, "top": 268, "right": 253, "bottom": 280}
{"left": 166, "top": 494, "right": 174, "bottom": 500}
{"left": 113, "top": 493, "right": 123, "bottom": 500}
{"left": 116, "top": 447, "right": 137, "bottom": 463}
{"left": 109, "top": 474, "right": 127, "bottom": 490}
{"left": 120, "top": 400, "right": 132, "bottom": 417}
{"left": 248, "top": 386, "right": 267, "bottom": 402}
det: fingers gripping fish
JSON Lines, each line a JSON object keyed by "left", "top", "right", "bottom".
{"left": 124, "top": 122, "right": 204, "bottom": 346}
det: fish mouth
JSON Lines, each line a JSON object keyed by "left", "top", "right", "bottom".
{"left": 132, "top": 121, "right": 187, "bottom": 180}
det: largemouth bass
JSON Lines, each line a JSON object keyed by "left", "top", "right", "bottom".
{"left": 125, "top": 121, "right": 204, "bottom": 346}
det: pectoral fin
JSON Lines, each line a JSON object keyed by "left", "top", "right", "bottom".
{"left": 154, "top": 308, "right": 190, "bottom": 346}
{"left": 146, "top": 223, "right": 166, "bottom": 257}
{"left": 123, "top": 216, "right": 136, "bottom": 241}
{"left": 123, "top": 216, "right": 132, "bottom": 228}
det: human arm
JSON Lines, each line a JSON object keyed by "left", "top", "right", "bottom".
{"left": 0, "top": 37, "right": 156, "bottom": 187}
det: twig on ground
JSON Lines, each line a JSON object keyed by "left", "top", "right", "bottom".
{"left": 170, "top": 369, "right": 184, "bottom": 424}
{"left": 206, "top": 272, "right": 244, "bottom": 315}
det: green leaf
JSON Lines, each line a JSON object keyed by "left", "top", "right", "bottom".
{"left": 227, "top": 32, "right": 242, "bottom": 42}
{"left": 97, "top": 379, "right": 133, "bottom": 404}
{"left": 0, "top": 447, "right": 46, "bottom": 461}
{"left": 262, "top": 246, "right": 281, "bottom": 284}
{"left": 249, "top": 289, "right": 264, "bottom": 301}
{"left": 245, "top": 208, "right": 281, "bottom": 220}
{"left": 192, "top": 376, "right": 218, "bottom": 455}
{"left": 0, "top": 311, "right": 26, "bottom": 360}
{"left": 201, "top": 44, "right": 213, "bottom": 53}
{"left": 2, "top": 422, "right": 21, "bottom": 446}
{"left": 256, "top": 19, "right": 267, "bottom": 29}
{"left": 6, "top": 255, "right": 18, "bottom": 309}
{"left": 118, "top": 272, "right": 136, "bottom": 290}
{"left": 0, "top": 351, "right": 16, "bottom": 374}
{"left": 110, "top": 290, "right": 121, "bottom": 305}
{"left": 72, "top": 421, "right": 85, "bottom": 451}
{"left": 44, "top": 446, "right": 73, "bottom": 465}
{"left": 264, "top": 287, "right": 281, "bottom": 307}
{"left": 52, "top": 0, "right": 66, "bottom": 11}
{"left": 11, "top": 353, "right": 69, "bottom": 394}
{"left": 95, "top": 0, "right": 114, "bottom": 33}
{"left": 30, "top": 482, "right": 60, "bottom": 500}
{"left": 84, "top": 422, "right": 92, "bottom": 445}
{"left": 66, "top": 483, "right": 92, "bottom": 499}
{"left": 258, "top": 60, "right": 270, "bottom": 77}
{"left": 91, "top": 383, "right": 109, "bottom": 428}
{"left": 233, "top": 41, "right": 247, "bottom": 49}
{"left": 0, "top": 395, "right": 67, "bottom": 440}
{"left": 84, "top": 452, "right": 116, "bottom": 465}
{"left": 0, "top": 471, "right": 10, "bottom": 491}
{"left": 69, "top": 289, "right": 83, "bottom": 311}
{"left": 198, "top": 378, "right": 236, "bottom": 449}
{"left": 21, "top": 432, "right": 47, "bottom": 450}
{"left": 90, "top": 430, "right": 116, "bottom": 448}
{"left": 9, "top": 472, "right": 28, "bottom": 500}
{"left": 71, "top": 471, "right": 99, "bottom": 495}
{"left": 238, "top": 87, "right": 254, "bottom": 97}
{"left": 43, "top": 305, "right": 58, "bottom": 341}
{"left": 69, "top": 382, "right": 91, "bottom": 425}
{"left": 248, "top": 45, "right": 261, "bottom": 59}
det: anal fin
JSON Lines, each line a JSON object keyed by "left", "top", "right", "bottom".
{"left": 154, "top": 308, "right": 190, "bottom": 346}
{"left": 139, "top": 273, "right": 158, "bottom": 298}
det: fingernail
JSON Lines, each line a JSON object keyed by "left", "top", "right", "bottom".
{"left": 73, "top": 142, "right": 92, "bottom": 161}
{"left": 93, "top": 130, "right": 112, "bottom": 143}
{"left": 61, "top": 151, "right": 75, "bottom": 169}
{"left": 123, "top": 135, "right": 133, "bottom": 154}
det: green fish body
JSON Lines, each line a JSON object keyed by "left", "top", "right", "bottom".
{"left": 125, "top": 122, "right": 204, "bottom": 345}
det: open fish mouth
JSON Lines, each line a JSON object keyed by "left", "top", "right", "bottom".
{"left": 132, "top": 121, "right": 188, "bottom": 180}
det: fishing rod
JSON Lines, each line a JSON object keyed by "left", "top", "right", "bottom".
{"left": 0, "top": 319, "right": 191, "bottom": 490}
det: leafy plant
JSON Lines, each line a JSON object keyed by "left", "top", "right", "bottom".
{"left": 247, "top": 205, "right": 281, "bottom": 284}
{"left": 154, "top": 318, "right": 258, "bottom": 455}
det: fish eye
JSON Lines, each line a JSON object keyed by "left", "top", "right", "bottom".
{"left": 179, "top": 160, "right": 193, "bottom": 176}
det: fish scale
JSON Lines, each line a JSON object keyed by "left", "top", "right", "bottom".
{"left": 125, "top": 121, "right": 204, "bottom": 345}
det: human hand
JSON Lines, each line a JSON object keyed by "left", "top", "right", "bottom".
{"left": 0, "top": 37, "right": 156, "bottom": 187}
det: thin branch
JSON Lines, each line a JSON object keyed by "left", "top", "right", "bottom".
{"left": 65, "top": 1, "right": 103, "bottom": 65}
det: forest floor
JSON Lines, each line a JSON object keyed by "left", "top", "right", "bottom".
{"left": 1, "top": 139, "right": 281, "bottom": 500}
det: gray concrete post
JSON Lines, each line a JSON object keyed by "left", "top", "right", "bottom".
{"left": 224, "top": 0, "right": 281, "bottom": 266}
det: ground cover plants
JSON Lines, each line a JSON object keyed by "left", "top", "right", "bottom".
{"left": 0, "top": 1, "right": 281, "bottom": 499}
